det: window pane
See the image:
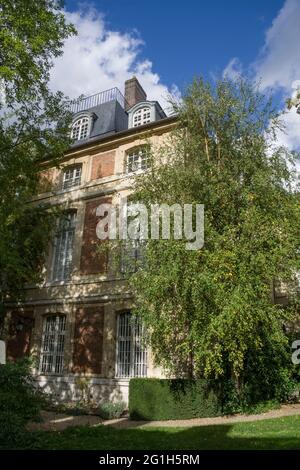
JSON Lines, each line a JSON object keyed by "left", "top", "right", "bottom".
{"left": 71, "top": 116, "right": 90, "bottom": 141}
{"left": 62, "top": 165, "right": 82, "bottom": 190}
{"left": 52, "top": 213, "right": 76, "bottom": 281}
{"left": 132, "top": 107, "right": 151, "bottom": 127}
{"left": 126, "top": 148, "right": 149, "bottom": 173}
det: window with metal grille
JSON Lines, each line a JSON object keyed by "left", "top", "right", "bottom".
{"left": 62, "top": 165, "right": 82, "bottom": 190}
{"left": 126, "top": 148, "right": 149, "bottom": 173}
{"left": 116, "top": 312, "right": 147, "bottom": 378}
{"left": 40, "top": 315, "right": 66, "bottom": 374}
{"left": 133, "top": 107, "right": 151, "bottom": 127}
{"left": 71, "top": 116, "right": 90, "bottom": 141}
{"left": 52, "top": 212, "right": 76, "bottom": 281}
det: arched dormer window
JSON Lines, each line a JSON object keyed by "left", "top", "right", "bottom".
{"left": 132, "top": 106, "right": 151, "bottom": 127}
{"left": 71, "top": 115, "right": 91, "bottom": 141}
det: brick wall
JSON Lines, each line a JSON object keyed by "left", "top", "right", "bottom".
{"left": 72, "top": 306, "right": 104, "bottom": 374}
{"left": 6, "top": 311, "right": 34, "bottom": 361}
{"left": 90, "top": 151, "right": 115, "bottom": 180}
{"left": 80, "top": 196, "right": 112, "bottom": 275}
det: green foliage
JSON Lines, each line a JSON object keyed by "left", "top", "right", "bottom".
{"left": 98, "top": 402, "right": 126, "bottom": 420}
{"left": 0, "top": 359, "right": 44, "bottom": 447}
{"left": 130, "top": 77, "right": 300, "bottom": 393}
{"left": 129, "top": 378, "right": 222, "bottom": 420}
{"left": 0, "top": 1, "right": 76, "bottom": 327}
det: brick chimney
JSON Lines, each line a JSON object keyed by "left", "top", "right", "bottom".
{"left": 124, "top": 77, "right": 147, "bottom": 111}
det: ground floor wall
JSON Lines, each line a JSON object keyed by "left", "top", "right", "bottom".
{"left": 36, "top": 375, "right": 131, "bottom": 404}
{"left": 5, "top": 296, "right": 163, "bottom": 406}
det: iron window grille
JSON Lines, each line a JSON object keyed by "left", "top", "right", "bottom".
{"left": 40, "top": 315, "right": 66, "bottom": 374}
{"left": 52, "top": 212, "right": 76, "bottom": 281}
{"left": 116, "top": 312, "right": 147, "bottom": 378}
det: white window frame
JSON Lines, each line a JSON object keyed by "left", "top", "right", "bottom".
{"left": 62, "top": 165, "right": 82, "bottom": 190}
{"left": 52, "top": 212, "right": 76, "bottom": 281}
{"left": 126, "top": 147, "right": 149, "bottom": 173}
{"left": 116, "top": 312, "right": 147, "bottom": 378}
{"left": 132, "top": 106, "right": 151, "bottom": 127}
{"left": 39, "top": 315, "right": 66, "bottom": 374}
{"left": 71, "top": 115, "right": 91, "bottom": 141}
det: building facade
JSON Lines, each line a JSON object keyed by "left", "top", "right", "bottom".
{"left": 6, "top": 77, "right": 176, "bottom": 404}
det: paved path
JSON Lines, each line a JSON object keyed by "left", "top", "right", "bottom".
{"left": 27, "top": 403, "right": 300, "bottom": 432}
{"left": 106, "top": 403, "right": 300, "bottom": 429}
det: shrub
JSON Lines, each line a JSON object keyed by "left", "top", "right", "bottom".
{"left": 129, "top": 378, "right": 221, "bottom": 420}
{"left": 0, "top": 359, "right": 44, "bottom": 447}
{"left": 98, "top": 401, "right": 126, "bottom": 420}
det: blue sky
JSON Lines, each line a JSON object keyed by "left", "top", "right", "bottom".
{"left": 63, "top": 0, "right": 283, "bottom": 90}
{"left": 49, "top": 0, "right": 300, "bottom": 149}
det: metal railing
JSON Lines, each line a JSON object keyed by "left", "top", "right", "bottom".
{"left": 69, "top": 87, "right": 128, "bottom": 114}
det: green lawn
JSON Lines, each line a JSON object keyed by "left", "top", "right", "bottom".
{"left": 27, "top": 415, "right": 300, "bottom": 450}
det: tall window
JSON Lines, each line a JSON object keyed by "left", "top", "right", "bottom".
{"left": 62, "top": 165, "right": 82, "bottom": 190}
{"left": 126, "top": 148, "right": 149, "bottom": 173}
{"left": 116, "top": 312, "right": 147, "bottom": 378}
{"left": 120, "top": 240, "right": 145, "bottom": 274}
{"left": 71, "top": 116, "right": 90, "bottom": 141}
{"left": 133, "top": 107, "right": 151, "bottom": 127}
{"left": 52, "top": 212, "right": 76, "bottom": 281}
{"left": 40, "top": 315, "right": 66, "bottom": 374}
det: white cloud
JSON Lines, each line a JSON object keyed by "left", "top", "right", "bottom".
{"left": 253, "top": 0, "right": 300, "bottom": 153}
{"left": 254, "top": 0, "right": 300, "bottom": 91}
{"left": 222, "top": 1, "right": 300, "bottom": 153}
{"left": 49, "top": 8, "right": 180, "bottom": 113}
{"left": 222, "top": 57, "right": 243, "bottom": 80}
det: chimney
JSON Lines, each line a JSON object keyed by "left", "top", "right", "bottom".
{"left": 124, "top": 77, "right": 147, "bottom": 111}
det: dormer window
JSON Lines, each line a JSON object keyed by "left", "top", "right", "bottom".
{"left": 133, "top": 106, "right": 151, "bottom": 127}
{"left": 62, "top": 165, "right": 82, "bottom": 190}
{"left": 71, "top": 115, "right": 90, "bottom": 141}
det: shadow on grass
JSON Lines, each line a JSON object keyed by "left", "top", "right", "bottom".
{"left": 23, "top": 415, "right": 300, "bottom": 451}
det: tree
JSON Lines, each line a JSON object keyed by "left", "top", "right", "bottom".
{"left": 0, "top": 1, "right": 76, "bottom": 328}
{"left": 130, "top": 78, "right": 300, "bottom": 398}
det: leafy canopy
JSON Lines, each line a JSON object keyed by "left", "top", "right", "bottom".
{"left": 0, "top": 1, "right": 76, "bottom": 323}
{"left": 130, "top": 78, "right": 300, "bottom": 383}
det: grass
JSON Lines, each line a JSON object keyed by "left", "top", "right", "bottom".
{"left": 22, "top": 415, "right": 300, "bottom": 450}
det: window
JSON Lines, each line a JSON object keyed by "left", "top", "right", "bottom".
{"left": 132, "top": 107, "right": 151, "bottom": 127}
{"left": 126, "top": 148, "right": 149, "bottom": 173}
{"left": 71, "top": 116, "right": 90, "bottom": 141}
{"left": 120, "top": 240, "right": 145, "bottom": 274}
{"left": 62, "top": 165, "right": 82, "bottom": 190}
{"left": 40, "top": 315, "right": 66, "bottom": 374}
{"left": 116, "top": 312, "right": 147, "bottom": 378}
{"left": 52, "top": 212, "right": 76, "bottom": 281}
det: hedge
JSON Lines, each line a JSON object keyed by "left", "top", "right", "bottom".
{"left": 129, "top": 378, "right": 222, "bottom": 420}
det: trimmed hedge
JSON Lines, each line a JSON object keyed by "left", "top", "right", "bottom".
{"left": 129, "top": 378, "right": 222, "bottom": 420}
